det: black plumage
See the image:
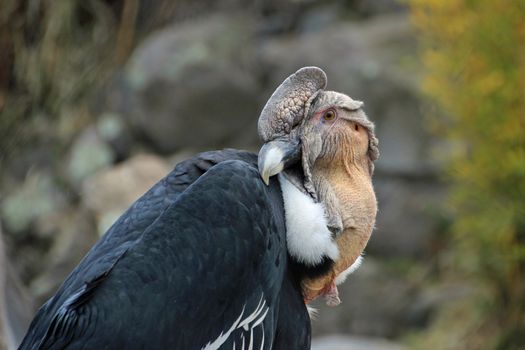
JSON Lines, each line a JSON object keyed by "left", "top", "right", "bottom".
{"left": 19, "top": 150, "right": 310, "bottom": 350}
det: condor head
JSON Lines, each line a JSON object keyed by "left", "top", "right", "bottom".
{"left": 257, "top": 67, "right": 379, "bottom": 304}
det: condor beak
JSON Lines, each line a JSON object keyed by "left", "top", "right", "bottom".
{"left": 257, "top": 137, "right": 301, "bottom": 185}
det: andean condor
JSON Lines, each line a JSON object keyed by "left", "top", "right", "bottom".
{"left": 18, "top": 67, "right": 379, "bottom": 349}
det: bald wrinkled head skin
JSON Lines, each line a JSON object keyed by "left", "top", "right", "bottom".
{"left": 257, "top": 67, "right": 379, "bottom": 304}
{"left": 258, "top": 67, "right": 327, "bottom": 142}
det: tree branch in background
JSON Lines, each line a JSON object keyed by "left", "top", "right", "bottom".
{"left": 115, "top": 0, "right": 139, "bottom": 65}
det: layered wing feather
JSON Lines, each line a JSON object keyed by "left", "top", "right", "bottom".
{"left": 19, "top": 150, "right": 309, "bottom": 350}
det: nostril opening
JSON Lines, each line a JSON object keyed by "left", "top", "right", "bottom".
{"left": 354, "top": 124, "right": 359, "bottom": 131}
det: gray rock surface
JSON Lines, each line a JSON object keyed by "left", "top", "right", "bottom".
{"left": 66, "top": 127, "right": 115, "bottom": 187}
{"left": 82, "top": 154, "right": 171, "bottom": 235}
{"left": 0, "top": 223, "right": 33, "bottom": 350}
{"left": 312, "top": 335, "right": 406, "bottom": 350}
{"left": 369, "top": 176, "right": 447, "bottom": 257}
{"left": 311, "top": 258, "right": 421, "bottom": 338}
{"left": 120, "top": 14, "right": 261, "bottom": 153}
{"left": 1, "top": 171, "right": 67, "bottom": 235}
{"left": 96, "top": 112, "right": 134, "bottom": 160}
{"left": 29, "top": 207, "right": 99, "bottom": 303}
{"left": 350, "top": 0, "right": 407, "bottom": 17}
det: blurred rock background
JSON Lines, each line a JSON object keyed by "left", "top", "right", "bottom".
{"left": 1, "top": 0, "right": 523, "bottom": 349}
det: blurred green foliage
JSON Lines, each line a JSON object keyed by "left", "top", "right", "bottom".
{"left": 410, "top": 0, "right": 525, "bottom": 348}
{"left": 0, "top": 0, "right": 130, "bottom": 164}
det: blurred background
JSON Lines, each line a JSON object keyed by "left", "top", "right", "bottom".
{"left": 0, "top": 0, "right": 524, "bottom": 349}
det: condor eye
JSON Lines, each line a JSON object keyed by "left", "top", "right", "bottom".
{"left": 354, "top": 124, "right": 359, "bottom": 131}
{"left": 323, "top": 109, "right": 336, "bottom": 122}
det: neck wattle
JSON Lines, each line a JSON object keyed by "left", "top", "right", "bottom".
{"left": 299, "top": 153, "right": 377, "bottom": 303}
{"left": 328, "top": 161, "right": 377, "bottom": 277}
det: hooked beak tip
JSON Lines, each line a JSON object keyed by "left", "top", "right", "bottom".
{"left": 258, "top": 136, "right": 300, "bottom": 186}
{"left": 258, "top": 146, "right": 285, "bottom": 186}
{"left": 261, "top": 172, "right": 270, "bottom": 186}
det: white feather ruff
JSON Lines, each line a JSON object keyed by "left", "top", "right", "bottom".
{"left": 279, "top": 175, "right": 339, "bottom": 265}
